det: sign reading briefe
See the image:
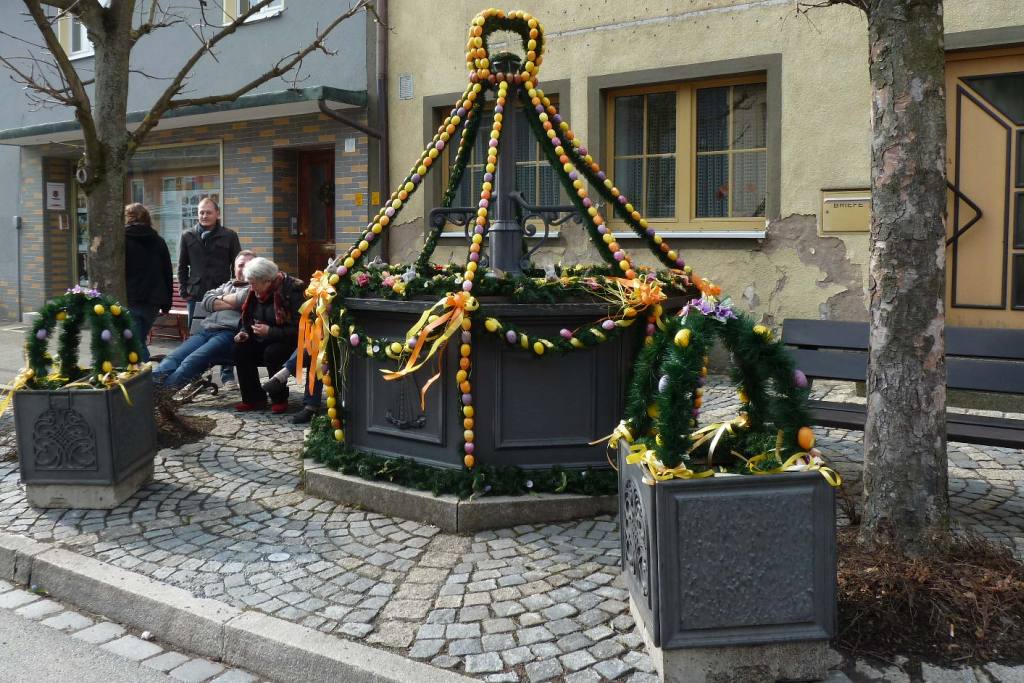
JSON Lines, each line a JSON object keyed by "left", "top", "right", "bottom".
{"left": 820, "top": 189, "right": 871, "bottom": 233}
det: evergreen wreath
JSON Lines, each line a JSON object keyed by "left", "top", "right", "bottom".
{"left": 18, "top": 287, "right": 145, "bottom": 391}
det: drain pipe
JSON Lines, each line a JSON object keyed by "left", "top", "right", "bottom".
{"left": 373, "top": 0, "right": 390, "bottom": 261}
{"left": 317, "top": 0, "right": 390, "bottom": 261}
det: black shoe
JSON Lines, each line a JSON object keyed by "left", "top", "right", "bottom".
{"left": 291, "top": 406, "right": 318, "bottom": 424}
{"left": 262, "top": 376, "right": 286, "bottom": 396}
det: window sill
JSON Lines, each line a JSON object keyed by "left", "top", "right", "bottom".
{"left": 69, "top": 50, "right": 95, "bottom": 61}
{"left": 437, "top": 231, "right": 560, "bottom": 240}
{"left": 233, "top": 6, "right": 284, "bottom": 25}
{"left": 614, "top": 230, "right": 767, "bottom": 240}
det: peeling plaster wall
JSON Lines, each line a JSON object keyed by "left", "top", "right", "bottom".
{"left": 386, "top": 0, "right": 1021, "bottom": 326}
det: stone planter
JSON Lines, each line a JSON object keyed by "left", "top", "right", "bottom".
{"left": 618, "top": 442, "right": 837, "bottom": 683}
{"left": 14, "top": 370, "right": 157, "bottom": 509}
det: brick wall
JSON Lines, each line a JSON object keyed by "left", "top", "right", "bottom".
{"left": 1, "top": 109, "right": 370, "bottom": 320}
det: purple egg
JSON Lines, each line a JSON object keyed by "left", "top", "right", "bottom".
{"left": 35, "top": 329, "right": 47, "bottom": 341}
{"left": 582, "top": 198, "right": 593, "bottom": 208}
{"left": 535, "top": 105, "right": 544, "bottom": 113}
{"left": 464, "top": 443, "right": 475, "bottom": 454}
{"left": 411, "top": 173, "right": 422, "bottom": 183}
{"left": 601, "top": 319, "right": 615, "bottom": 331}
{"left": 488, "top": 139, "right": 498, "bottom": 148}
{"left": 462, "top": 281, "right": 473, "bottom": 292}
{"left": 122, "top": 329, "right": 133, "bottom": 340}
{"left": 552, "top": 115, "right": 562, "bottom": 124}
{"left": 794, "top": 369, "right": 808, "bottom": 389}
{"left": 613, "top": 251, "right": 625, "bottom": 261}
{"left": 646, "top": 324, "right": 655, "bottom": 335}
{"left": 568, "top": 171, "right": 578, "bottom": 181}
{"left": 478, "top": 199, "right": 489, "bottom": 208}
{"left": 462, "top": 393, "right": 473, "bottom": 405}
{"left": 675, "top": 257, "right": 685, "bottom": 268}
{"left": 100, "top": 329, "right": 112, "bottom": 342}
{"left": 550, "top": 137, "right": 561, "bottom": 147}
{"left": 461, "top": 331, "right": 471, "bottom": 344}
{"left": 617, "top": 195, "right": 628, "bottom": 205}
{"left": 494, "top": 105, "right": 503, "bottom": 114}
{"left": 559, "top": 329, "right": 573, "bottom": 339}
{"left": 469, "top": 253, "right": 480, "bottom": 262}
{"left": 579, "top": 146, "right": 588, "bottom": 156}
{"left": 365, "top": 232, "right": 375, "bottom": 242}
{"left": 658, "top": 375, "right": 669, "bottom": 393}
{"left": 385, "top": 207, "right": 396, "bottom": 217}
{"left": 483, "top": 172, "right": 494, "bottom": 182}
{"left": 646, "top": 228, "right": 656, "bottom": 236}
{"left": 338, "top": 266, "right": 348, "bottom": 276}
{"left": 349, "top": 334, "right": 360, "bottom": 346}
{"left": 596, "top": 171, "right": 607, "bottom": 181}
{"left": 456, "top": 108, "right": 466, "bottom": 118}
{"left": 692, "top": 408, "right": 701, "bottom": 417}
{"left": 506, "top": 330, "right": 517, "bottom": 344}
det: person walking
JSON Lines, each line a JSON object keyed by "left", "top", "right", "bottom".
{"left": 124, "top": 203, "right": 172, "bottom": 362}
{"left": 177, "top": 197, "right": 241, "bottom": 384}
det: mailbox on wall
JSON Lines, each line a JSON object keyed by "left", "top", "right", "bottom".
{"left": 820, "top": 189, "right": 871, "bottom": 234}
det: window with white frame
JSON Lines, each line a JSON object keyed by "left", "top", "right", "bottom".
{"left": 224, "top": 0, "right": 284, "bottom": 24}
{"left": 57, "top": 1, "right": 109, "bottom": 59}
{"left": 606, "top": 76, "right": 768, "bottom": 233}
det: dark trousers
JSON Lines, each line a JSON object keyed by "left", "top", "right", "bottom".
{"left": 236, "top": 338, "right": 293, "bottom": 404}
{"left": 128, "top": 304, "right": 159, "bottom": 362}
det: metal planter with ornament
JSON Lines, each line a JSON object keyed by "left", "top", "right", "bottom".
{"left": 618, "top": 441, "right": 837, "bottom": 683}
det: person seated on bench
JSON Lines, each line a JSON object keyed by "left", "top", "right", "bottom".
{"left": 233, "top": 257, "right": 305, "bottom": 413}
{"left": 153, "top": 250, "right": 256, "bottom": 389}
{"left": 262, "top": 348, "right": 324, "bottom": 424}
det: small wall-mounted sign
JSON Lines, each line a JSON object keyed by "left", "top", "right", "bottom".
{"left": 354, "top": 193, "right": 364, "bottom": 206}
{"left": 820, "top": 189, "right": 871, "bottom": 233}
{"left": 46, "top": 182, "right": 66, "bottom": 210}
{"left": 371, "top": 191, "right": 380, "bottom": 205}
{"left": 344, "top": 137, "right": 356, "bottom": 153}
{"left": 399, "top": 74, "right": 414, "bottom": 101}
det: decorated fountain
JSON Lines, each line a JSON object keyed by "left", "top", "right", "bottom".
{"left": 299, "top": 9, "right": 840, "bottom": 530}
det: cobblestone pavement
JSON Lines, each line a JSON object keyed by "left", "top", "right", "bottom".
{"left": 0, "top": 374, "right": 1022, "bottom": 682}
{"left": 0, "top": 576, "right": 267, "bottom": 682}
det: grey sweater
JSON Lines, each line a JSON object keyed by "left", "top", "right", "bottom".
{"left": 200, "top": 280, "right": 250, "bottom": 332}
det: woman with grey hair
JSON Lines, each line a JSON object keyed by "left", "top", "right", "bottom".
{"left": 232, "top": 257, "right": 305, "bottom": 412}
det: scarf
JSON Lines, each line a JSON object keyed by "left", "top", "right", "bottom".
{"left": 241, "top": 272, "right": 290, "bottom": 326}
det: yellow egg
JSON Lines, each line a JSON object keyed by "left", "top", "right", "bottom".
{"left": 533, "top": 341, "right": 545, "bottom": 355}
{"left": 646, "top": 404, "right": 660, "bottom": 419}
{"left": 93, "top": 304, "right": 106, "bottom": 315}
{"left": 330, "top": 324, "right": 341, "bottom": 337}
{"left": 389, "top": 342, "right": 403, "bottom": 355}
{"left": 127, "top": 352, "right": 138, "bottom": 363}
{"left": 674, "top": 329, "right": 691, "bottom": 348}
{"left": 327, "top": 408, "right": 337, "bottom": 419}
{"left": 334, "top": 429, "right": 345, "bottom": 442}
{"left": 329, "top": 274, "right": 340, "bottom": 285}
{"left": 110, "top": 305, "right": 122, "bottom": 316}
{"left": 737, "top": 390, "right": 749, "bottom": 403}
{"left": 326, "top": 397, "right": 336, "bottom": 408}
{"left": 753, "top": 324, "right": 770, "bottom": 339}
{"left": 484, "top": 318, "right": 500, "bottom": 333}
{"left": 56, "top": 311, "right": 67, "bottom": 321}
{"left": 101, "top": 361, "right": 112, "bottom": 373}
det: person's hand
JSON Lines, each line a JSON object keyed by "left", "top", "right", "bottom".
{"left": 252, "top": 322, "right": 270, "bottom": 338}
{"left": 234, "top": 331, "right": 249, "bottom": 343}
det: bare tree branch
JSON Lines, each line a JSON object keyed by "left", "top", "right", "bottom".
{"left": 129, "top": 0, "right": 372, "bottom": 152}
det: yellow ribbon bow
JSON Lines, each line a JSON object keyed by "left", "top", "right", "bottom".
{"left": 745, "top": 450, "right": 843, "bottom": 487}
{"left": 625, "top": 443, "right": 715, "bottom": 485}
{"left": 0, "top": 367, "right": 36, "bottom": 417}
{"left": 688, "top": 414, "right": 750, "bottom": 464}
{"left": 381, "top": 292, "right": 476, "bottom": 409}
{"left": 297, "top": 270, "right": 335, "bottom": 394}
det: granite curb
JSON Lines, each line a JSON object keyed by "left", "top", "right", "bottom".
{"left": 0, "top": 532, "right": 477, "bottom": 683}
{"left": 302, "top": 458, "right": 619, "bottom": 533}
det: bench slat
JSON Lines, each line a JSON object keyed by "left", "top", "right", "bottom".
{"left": 806, "top": 400, "right": 1024, "bottom": 448}
{"left": 788, "top": 348, "right": 867, "bottom": 382}
{"left": 780, "top": 319, "right": 869, "bottom": 350}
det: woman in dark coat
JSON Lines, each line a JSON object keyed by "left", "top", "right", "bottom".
{"left": 232, "top": 257, "right": 305, "bottom": 412}
{"left": 124, "top": 203, "right": 173, "bottom": 361}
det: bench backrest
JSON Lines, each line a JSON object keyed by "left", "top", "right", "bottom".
{"left": 781, "top": 318, "right": 1024, "bottom": 395}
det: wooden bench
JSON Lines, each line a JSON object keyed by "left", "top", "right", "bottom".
{"left": 781, "top": 318, "right": 1024, "bottom": 448}
{"left": 148, "top": 277, "right": 190, "bottom": 342}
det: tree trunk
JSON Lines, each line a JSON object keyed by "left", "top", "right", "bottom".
{"left": 859, "top": 0, "right": 950, "bottom": 552}
{"left": 83, "top": 2, "right": 133, "bottom": 303}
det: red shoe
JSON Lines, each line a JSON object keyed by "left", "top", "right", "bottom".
{"left": 234, "top": 401, "right": 268, "bottom": 412}
{"left": 270, "top": 402, "right": 288, "bottom": 414}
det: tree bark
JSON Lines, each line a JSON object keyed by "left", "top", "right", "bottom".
{"left": 83, "top": 1, "right": 133, "bottom": 302}
{"left": 859, "top": 0, "right": 950, "bottom": 552}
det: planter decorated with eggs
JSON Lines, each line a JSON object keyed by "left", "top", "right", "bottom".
{"left": 2, "top": 287, "right": 156, "bottom": 509}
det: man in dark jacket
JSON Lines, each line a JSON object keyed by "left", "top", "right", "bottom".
{"left": 124, "top": 203, "right": 172, "bottom": 362}
{"left": 178, "top": 197, "right": 241, "bottom": 383}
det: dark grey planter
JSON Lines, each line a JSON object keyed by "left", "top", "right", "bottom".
{"left": 14, "top": 370, "right": 157, "bottom": 509}
{"left": 619, "top": 442, "right": 836, "bottom": 651}
{"left": 343, "top": 297, "right": 682, "bottom": 470}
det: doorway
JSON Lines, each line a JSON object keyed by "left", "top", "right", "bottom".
{"left": 296, "top": 150, "right": 336, "bottom": 280}
{"left": 945, "top": 48, "right": 1024, "bottom": 328}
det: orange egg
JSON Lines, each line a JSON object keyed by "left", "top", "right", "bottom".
{"left": 464, "top": 454, "right": 475, "bottom": 468}
{"left": 797, "top": 427, "right": 816, "bottom": 451}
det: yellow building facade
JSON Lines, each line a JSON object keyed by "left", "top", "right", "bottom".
{"left": 383, "top": 1, "right": 1024, "bottom": 328}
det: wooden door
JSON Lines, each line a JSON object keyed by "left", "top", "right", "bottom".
{"left": 297, "top": 150, "right": 336, "bottom": 280}
{"left": 945, "top": 48, "right": 1024, "bottom": 328}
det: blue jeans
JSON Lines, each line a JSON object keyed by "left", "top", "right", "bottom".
{"left": 285, "top": 349, "right": 323, "bottom": 408}
{"left": 189, "top": 299, "right": 233, "bottom": 383}
{"left": 129, "top": 305, "right": 159, "bottom": 362}
{"left": 153, "top": 328, "right": 235, "bottom": 389}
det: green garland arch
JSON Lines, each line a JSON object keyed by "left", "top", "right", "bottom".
{"left": 23, "top": 289, "right": 145, "bottom": 389}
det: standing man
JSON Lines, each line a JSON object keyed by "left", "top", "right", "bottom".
{"left": 177, "top": 197, "right": 241, "bottom": 385}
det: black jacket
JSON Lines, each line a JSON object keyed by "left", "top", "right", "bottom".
{"left": 177, "top": 223, "right": 241, "bottom": 301}
{"left": 239, "top": 275, "right": 305, "bottom": 345}
{"left": 125, "top": 222, "right": 173, "bottom": 311}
